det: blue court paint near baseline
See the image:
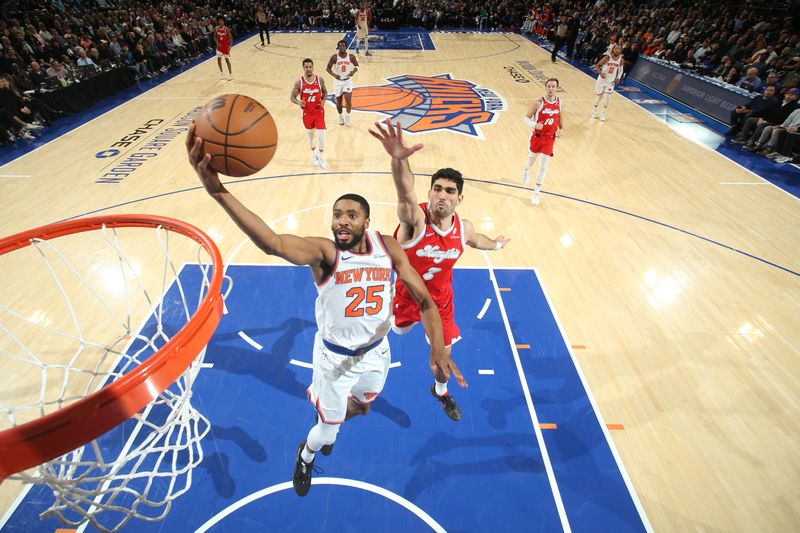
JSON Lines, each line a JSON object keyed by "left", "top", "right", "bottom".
{"left": 2, "top": 265, "right": 645, "bottom": 532}
{"left": 343, "top": 30, "right": 435, "bottom": 51}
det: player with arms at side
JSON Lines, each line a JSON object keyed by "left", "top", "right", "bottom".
{"left": 369, "top": 118, "right": 508, "bottom": 421}
{"left": 354, "top": 2, "right": 372, "bottom": 56}
{"left": 214, "top": 17, "right": 233, "bottom": 80}
{"left": 326, "top": 40, "right": 359, "bottom": 127}
{"left": 186, "top": 124, "right": 464, "bottom": 497}
{"left": 592, "top": 43, "right": 624, "bottom": 121}
{"left": 522, "top": 78, "right": 563, "bottom": 205}
{"left": 291, "top": 58, "right": 329, "bottom": 169}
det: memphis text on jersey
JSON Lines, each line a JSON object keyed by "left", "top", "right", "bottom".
{"left": 415, "top": 244, "right": 460, "bottom": 264}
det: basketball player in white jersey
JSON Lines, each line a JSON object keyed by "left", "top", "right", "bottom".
{"left": 186, "top": 125, "right": 465, "bottom": 497}
{"left": 354, "top": 2, "right": 372, "bottom": 56}
{"left": 592, "top": 43, "right": 624, "bottom": 121}
{"left": 326, "top": 40, "right": 359, "bottom": 126}
{"left": 291, "top": 58, "right": 328, "bottom": 168}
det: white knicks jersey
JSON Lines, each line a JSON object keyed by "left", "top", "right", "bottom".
{"left": 600, "top": 54, "right": 624, "bottom": 81}
{"left": 315, "top": 229, "right": 395, "bottom": 350}
{"left": 334, "top": 53, "right": 354, "bottom": 79}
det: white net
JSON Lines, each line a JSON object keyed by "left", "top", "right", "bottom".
{"left": 0, "top": 219, "right": 228, "bottom": 532}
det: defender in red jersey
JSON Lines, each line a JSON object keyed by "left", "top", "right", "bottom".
{"left": 369, "top": 118, "right": 509, "bottom": 421}
{"left": 291, "top": 58, "right": 329, "bottom": 168}
{"left": 214, "top": 18, "right": 233, "bottom": 80}
{"left": 522, "top": 78, "right": 563, "bottom": 205}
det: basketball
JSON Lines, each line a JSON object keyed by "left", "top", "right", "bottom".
{"left": 194, "top": 94, "right": 278, "bottom": 177}
{"left": 351, "top": 86, "right": 424, "bottom": 112}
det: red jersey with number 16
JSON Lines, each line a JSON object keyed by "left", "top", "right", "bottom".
{"left": 394, "top": 202, "right": 464, "bottom": 303}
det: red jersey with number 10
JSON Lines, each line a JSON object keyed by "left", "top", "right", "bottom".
{"left": 394, "top": 202, "right": 464, "bottom": 303}
{"left": 536, "top": 96, "right": 561, "bottom": 137}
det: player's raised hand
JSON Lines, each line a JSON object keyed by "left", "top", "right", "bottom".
{"left": 430, "top": 347, "right": 468, "bottom": 388}
{"left": 187, "top": 122, "right": 223, "bottom": 195}
{"left": 368, "top": 118, "right": 424, "bottom": 160}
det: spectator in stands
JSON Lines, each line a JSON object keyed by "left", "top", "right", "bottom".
{"left": 45, "top": 59, "right": 72, "bottom": 82}
{"left": 0, "top": 76, "right": 45, "bottom": 130}
{"left": 713, "top": 56, "right": 735, "bottom": 79}
{"left": 28, "top": 60, "right": 48, "bottom": 86}
{"left": 736, "top": 67, "right": 762, "bottom": 92}
{"left": 727, "top": 84, "right": 778, "bottom": 137}
{"left": 76, "top": 48, "right": 98, "bottom": 71}
{"left": 761, "top": 108, "right": 800, "bottom": 158}
{"left": 757, "top": 71, "right": 782, "bottom": 94}
{"left": 735, "top": 88, "right": 799, "bottom": 148}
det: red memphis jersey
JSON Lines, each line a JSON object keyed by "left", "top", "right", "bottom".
{"left": 536, "top": 96, "right": 561, "bottom": 136}
{"left": 215, "top": 26, "right": 230, "bottom": 52}
{"left": 394, "top": 202, "right": 465, "bottom": 302}
{"left": 300, "top": 75, "right": 323, "bottom": 113}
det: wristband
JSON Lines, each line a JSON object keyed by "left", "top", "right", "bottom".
{"left": 494, "top": 240, "right": 503, "bottom": 250}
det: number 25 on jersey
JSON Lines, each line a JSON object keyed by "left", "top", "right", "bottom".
{"left": 345, "top": 286, "right": 384, "bottom": 317}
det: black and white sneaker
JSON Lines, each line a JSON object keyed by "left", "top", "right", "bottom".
{"left": 430, "top": 385, "right": 461, "bottom": 421}
{"left": 292, "top": 441, "right": 315, "bottom": 496}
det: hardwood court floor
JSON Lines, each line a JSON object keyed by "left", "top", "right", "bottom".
{"left": 1, "top": 31, "right": 798, "bottom": 531}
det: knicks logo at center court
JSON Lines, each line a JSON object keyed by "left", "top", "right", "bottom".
{"left": 341, "top": 74, "right": 506, "bottom": 138}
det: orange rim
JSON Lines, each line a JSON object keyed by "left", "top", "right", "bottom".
{"left": 0, "top": 215, "right": 224, "bottom": 482}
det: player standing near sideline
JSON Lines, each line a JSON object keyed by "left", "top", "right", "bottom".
{"left": 214, "top": 17, "right": 233, "bottom": 80}
{"left": 354, "top": 2, "right": 372, "bottom": 56}
{"left": 369, "top": 118, "right": 509, "bottom": 421}
{"left": 522, "top": 78, "right": 563, "bottom": 205}
{"left": 185, "top": 124, "right": 465, "bottom": 498}
{"left": 326, "top": 40, "right": 359, "bottom": 127}
{"left": 291, "top": 58, "right": 329, "bottom": 168}
{"left": 592, "top": 44, "right": 624, "bottom": 121}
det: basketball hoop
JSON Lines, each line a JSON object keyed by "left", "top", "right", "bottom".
{"left": 0, "top": 215, "right": 227, "bottom": 532}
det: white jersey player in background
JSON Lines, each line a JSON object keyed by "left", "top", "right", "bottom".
{"left": 353, "top": 2, "right": 372, "bottom": 56}
{"left": 186, "top": 125, "right": 465, "bottom": 498}
{"left": 327, "top": 39, "right": 360, "bottom": 126}
{"left": 592, "top": 43, "right": 624, "bottom": 121}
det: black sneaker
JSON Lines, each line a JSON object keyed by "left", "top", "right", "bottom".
{"left": 292, "top": 441, "right": 314, "bottom": 496}
{"left": 430, "top": 385, "right": 461, "bottom": 421}
{"left": 320, "top": 443, "right": 334, "bottom": 456}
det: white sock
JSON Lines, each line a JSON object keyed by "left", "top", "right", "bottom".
{"left": 525, "top": 151, "right": 538, "bottom": 170}
{"left": 536, "top": 155, "right": 550, "bottom": 185}
{"left": 303, "top": 420, "right": 340, "bottom": 461}
{"left": 434, "top": 380, "right": 448, "bottom": 396}
{"left": 317, "top": 129, "right": 326, "bottom": 151}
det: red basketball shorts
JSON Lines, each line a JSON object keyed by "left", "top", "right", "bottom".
{"left": 392, "top": 292, "right": 461, "bottom": 346}
{"left": 303, "top": 108, "right": 326, "bottom": 130}
{"left": 529, "top": 133, "right": 556, "bottom": 156}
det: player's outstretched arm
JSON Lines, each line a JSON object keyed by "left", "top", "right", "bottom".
{"left": 383, "top": 235, "right": 467, "bottom": 387}
{"left": 463, "top": 219, "right": 510, "bottom": 251}
{"left": 187, "top": 123, "right": 328, "bottom": 267}
{"left": 368, "top": 118, "right": 425, "bottom": 230}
